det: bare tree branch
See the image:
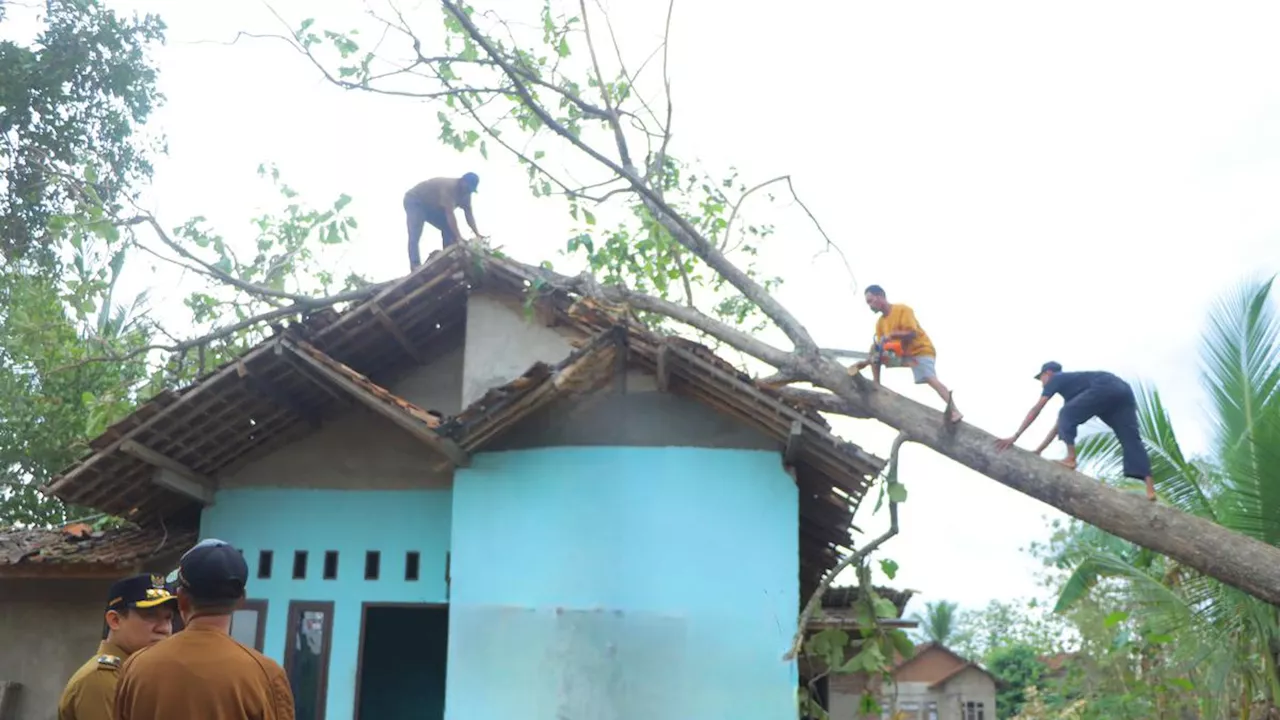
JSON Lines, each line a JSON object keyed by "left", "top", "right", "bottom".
{"left": 785, "top": 431, "right": 907, "bottom": 661}
{"left": 47, "top": 282, "right": 388, "bottom": 375}
{"left": 440, "top": 0, "right": 819, "bottom": 354}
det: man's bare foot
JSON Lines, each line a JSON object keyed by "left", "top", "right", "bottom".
{"left": 947, "top": 409, "right": 964, "bottom": 424}
{"left": 1145, "top": 479, "right": 1157, "bottom": 502}
{"left": 1058, "top": 457, "right": 1077, "bottom": 470}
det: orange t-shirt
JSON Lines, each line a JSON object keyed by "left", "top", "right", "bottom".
{"left": 115, "top": 624, "right": 295, "bottom": 720}
{"left": 874, "top": 303, "right": 936, "bottom": 358}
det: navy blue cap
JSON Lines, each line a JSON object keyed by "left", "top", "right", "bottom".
{"left": 1035, "top": 361, "right": 1063, "bottom": 379}
{"left": 106, "top": 573, "right": 177, "bottom": 611}
{"left": 176, "top": 538, "right": 248, "bottom": 601}
{"left": 461, "top": 172, "right": 479, "bottom": 193}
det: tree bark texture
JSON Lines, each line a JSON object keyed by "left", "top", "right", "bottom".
{"left": 821, "top": 375, "right": 1280, "bottom": 607}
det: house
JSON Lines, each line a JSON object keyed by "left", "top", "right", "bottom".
{"left": 800, "top": 584, "right": 919, "bottom": 719}
{"left": 12, "top": 245, "right": 892, "bottom": 720}
{"left": 876, "top": 643, "right": 999, "bottom": 720}
{"left": 0, "top": 524, "right": 193, "bottom": 718}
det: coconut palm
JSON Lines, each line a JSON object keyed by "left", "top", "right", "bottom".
{"left": 1050, "top": 276, "right": 1280, "bottom": 718}
{"left": 910, "top": 599, "right": 961, "bottom": 647}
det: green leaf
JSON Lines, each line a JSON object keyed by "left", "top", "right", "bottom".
{"left": 878, "top": 558, "right": 899, "bottom": 580}
{"left": 887, "top": 482, "right": 907, "bottom": 503}
{"left": 1103, "top": 610, "right": 1129, "bottom": 628}
{"left": 873, "top": 596, "right": 898, "bottom": 619}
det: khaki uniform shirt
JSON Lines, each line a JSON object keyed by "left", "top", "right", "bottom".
{"left": 58, "top": 640, "right": 128, "bottom": 720}
{"left": 115, "top": 624, "right": 295, "bottom": 720}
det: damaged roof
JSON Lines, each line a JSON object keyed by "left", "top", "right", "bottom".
{"left": 0, "top": 523, "right": 195, "bottom": 576}
{"left": 39, "top": 245, "right": 886, "bottom": 589}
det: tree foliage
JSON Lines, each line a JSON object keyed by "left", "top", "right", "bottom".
{"left": 0, "top": 0, "right": 166, "bottom": 269}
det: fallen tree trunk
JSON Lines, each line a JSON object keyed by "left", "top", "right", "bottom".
{"left": 797, "top": 377, "right": 1280, "bottom": 607}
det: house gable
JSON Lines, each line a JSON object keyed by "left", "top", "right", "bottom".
{"left": 893, "top": 643, "right": 968, "bottom": 683}
{"left": 40, "top": 245, "right": 886, "bottom": 592}
{"left": 217, "top": 344, "right": 463, "bottom": 490}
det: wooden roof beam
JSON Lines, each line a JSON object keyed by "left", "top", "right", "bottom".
{"left": 119, "top": 440, "right": 217, "bottom": 506}
{"left": 280, "top": 341, "right": 470, "bottom": 468}
{"left": 236, "top": 360, "right": 321, "bottom": 430}
{"left": 372, "top": 304, "right": 427, "bottom": 364}
{"left": 784, "top": 419, "right": 804, "bottom": 464}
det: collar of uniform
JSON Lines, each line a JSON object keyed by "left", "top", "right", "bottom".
{"left": 97, "top": 639, "right": 129, "bottom": 660}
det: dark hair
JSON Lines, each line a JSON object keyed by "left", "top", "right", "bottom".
{"left": 102, "top": 606, "right": 132, "bottom": 639}
{"left": 183, "top": 589, "right": 241, "bottom": 616}
{"left": 865, "top": 284, "right": 886, "bottom": 297}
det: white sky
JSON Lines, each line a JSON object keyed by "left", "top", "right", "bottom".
{"left": 19, "top": 0, "right": 1280, "bottom": 617}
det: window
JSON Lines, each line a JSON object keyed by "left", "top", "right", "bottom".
{"left": 293, "top": 551, "right": 308, "bottom": 579}
{"left": 964, "top": 701, "right": 986, "bottom": 720}
{"left": 322, "top": 551, "right": 338, "bottom": 580}
{"left": 364, "top": 551, "right": 380, "bottom": 580}
{"left": 229, "top": 599, "right": 268, "bottom": 651}
{"left": 926, "top": 701, "right": 938, "bottom": 720}
{"left": 258, "top": 550, "right": 273, "bottom": 579}
{"left": 881, "top": 702, "right": 919, "bottom": 720}
{"left": 405, "top": 551, "right": 420, "bottom": 581}
{"left": 284, "top": 601, "right": 334, "bottom": 720}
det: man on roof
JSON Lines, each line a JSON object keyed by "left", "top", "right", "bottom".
{"left": 995, "top": 361, "right": 1157, "bottom": 502}
{"left": 403, "top": 173, "right": 488, "bottom": 270}
{"left": 58, "top": 574, "right": 177, "bottom": 720}
{"left": 849, "top": 284, "right": 963, "bottom": 424}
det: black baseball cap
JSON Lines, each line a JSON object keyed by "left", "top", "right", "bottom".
{"left": 106, "top": 573, "right": 177, "bottom": 612}
{"left": 1035, "top": 361, "right": 1063, "bottom": 379}
{"left": 176, "top": 538, "right": 249, "bottom": 601}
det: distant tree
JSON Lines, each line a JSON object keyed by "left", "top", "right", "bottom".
{"left": 988, "top": 643, "right": 1045, "bottom": 719}
{"left": 910, "top": 600, "right": 962, "bottom": 647}
{"left": 0, "top": 0, "right": 166, "bottom": 270}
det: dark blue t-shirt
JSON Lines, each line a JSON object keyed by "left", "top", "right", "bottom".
{"left": 1042, "top": 371, "right": 1120, "bottom": 402}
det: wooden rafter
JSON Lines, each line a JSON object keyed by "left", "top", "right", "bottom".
{"left": 119, "top": 440, "right": 217, "bottom": 506}
{"left": 372, "top": 304, "right": 427, "bottom": 363}
{"left": 236, "top": 360, "right": 321, "bottom": 429}
{"left": 279, "top": 340, "right": 470, "bottom": 468}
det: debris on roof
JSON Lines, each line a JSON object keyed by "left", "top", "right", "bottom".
{"left": 0, "top": 524, "right": 196, "bottom": 571}
{"left": 38, "top": 244, "right": 887, "bottom": 590}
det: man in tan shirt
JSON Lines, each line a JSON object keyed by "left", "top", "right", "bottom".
{"left": 57, "top": 574, "right": 177, "bottom": 720}
{"left": 403, "top": 173, "right": 486, "bottom": 269}
{"left": 114, "top": 539, "right": 295, "bottom": 719}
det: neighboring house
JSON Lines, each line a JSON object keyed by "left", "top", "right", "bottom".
{"left": 801, "top": 584, "right": 919, "bottom": 720}
{"left": 15, "top": 246, "right": 889, "bottom": 720}
{"left": 881, "top": 643, "right": 999, "bottom": 720}
{"left": 0, "top": 524, "right": 193, "bottom": 719}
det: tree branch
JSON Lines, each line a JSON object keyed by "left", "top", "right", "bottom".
{"left": 122, "top": 214, "right": 318, "bottom": 305}
{"left": 440, "top": 0, "right": 819, "bottom": 354}
{"left": 786, "top": 431, "right": 908, "bottom": 661}
{"left": 47, "top": 282, "right": 389, "bottom": 374}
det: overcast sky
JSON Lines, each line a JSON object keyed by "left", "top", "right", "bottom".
{"left": 18, "top": 0, "right": 1280, "bottom": 617}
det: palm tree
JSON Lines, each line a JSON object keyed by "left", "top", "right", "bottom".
{"left": 1050, "top": 276, "right": 1280, "bottom": 718}
{"left": 910, "top": 599, "right": 961, "bottom": 646}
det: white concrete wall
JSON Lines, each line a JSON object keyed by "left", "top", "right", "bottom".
{"left": 460, "top": 291, "right": 582, "bottom": 407}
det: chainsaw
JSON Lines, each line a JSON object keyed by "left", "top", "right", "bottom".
{"left": 873, "top": 337, "right": 910, "bottom": 367}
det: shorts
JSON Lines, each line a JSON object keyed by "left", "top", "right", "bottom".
{"left": 910, "top": 355, "right": 937, "bottom": 384}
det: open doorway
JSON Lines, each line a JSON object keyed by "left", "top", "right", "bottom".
{"left": 354, "top": 603, "right": 449, "bottom": 720}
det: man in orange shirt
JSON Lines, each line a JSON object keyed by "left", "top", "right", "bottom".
{"left": 850, "top": 284, "right": 963, "bottom": 423}
{"left": 114, "top": 539, "right": 295, "bottom": 720}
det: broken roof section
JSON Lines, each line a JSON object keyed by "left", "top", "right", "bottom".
{"left": 0, "top": 524, "right": 195, "bottom": 577}
{"left": 40, "top": 245, "right": 886, "bottom": 587}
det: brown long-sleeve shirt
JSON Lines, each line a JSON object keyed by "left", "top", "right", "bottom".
{"left": 115, "top": 625, "right": 295, "bottom": 720}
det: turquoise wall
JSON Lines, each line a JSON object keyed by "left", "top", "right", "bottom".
{"left": 200, "top": 488, "right": 452, "bottom": 720}
{"left": 446, "top": 446, "right": 799, "bottom": 720}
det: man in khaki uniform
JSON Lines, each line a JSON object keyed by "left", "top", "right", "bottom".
{"left": 115, "top": 538, "right": 295, "bottom": 720}
{"left": 58, "top": 574, "right": 177, "bottom": 720}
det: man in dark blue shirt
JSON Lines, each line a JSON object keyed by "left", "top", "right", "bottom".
{"left": 995, "top": 361, "right": 1156, "bottom": 501}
